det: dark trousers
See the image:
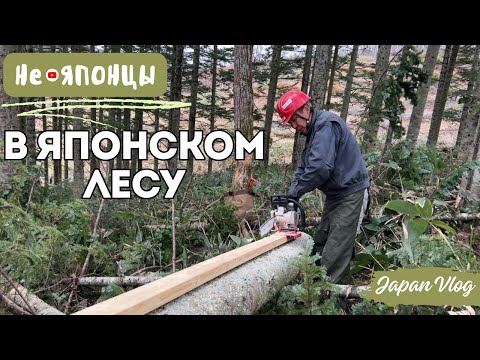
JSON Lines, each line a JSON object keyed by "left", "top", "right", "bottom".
{"left": 313, "top": 189, "right": 366, "bottom": 284}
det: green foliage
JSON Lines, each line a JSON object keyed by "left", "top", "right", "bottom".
{"left": 351, "top": 300, "right": 448, "bottom": 315}
{"left": 385, "top": 197, "right": 459, "bottom": 266}
{"left": 381, "top": 46, "right": 429, "bottom": 139}
{"left": 351, "top": 300, "right": 394, "bottom": 315}
{"left": 96, "top": 283, "right": 125, "bottom": 303}
{"left": 388, "top": 234, "right": 479, "bottom": 270}
{"left": 377, "top": 143, "right": 469, "bottom": 195}
{"left": 351, "top": 245, "right": 391, "bottom": 275}
{"left": 273, "top": 240, "right": 340, "bottom": 315}
{"left": 436, "top": 160, "right": 480, "bottom": 198}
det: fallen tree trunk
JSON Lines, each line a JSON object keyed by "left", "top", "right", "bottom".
{"left": 7, "top": 284, "right": 64, "bottom": 315}
{"left": 74, "top": 233, "right": 310, "bottom": 315}
{"left": 150, "top": 233, "right": 310, "bottom": 315}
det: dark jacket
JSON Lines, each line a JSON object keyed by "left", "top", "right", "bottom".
{"left": 288, "top": 108, "right": 369, "bottom": 203}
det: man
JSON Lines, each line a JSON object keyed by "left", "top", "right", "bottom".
{"left": 276, "top": 90, "right": 370, "bottom": 284}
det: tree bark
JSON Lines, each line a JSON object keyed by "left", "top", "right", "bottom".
{"left": 340, "top": 45, "right": 359, "bottom": 121}
{"left": 71, "top": 45, "right": 84, "bottom": 196}
{"left": 6, "top": 283, "right": 64, "bottom": 315}
{"left": 72, "top": 275, "right": 164, "bottom": 286}
{"left": 263, "top": 45, "right": 282, "bottom": 166}
{"left": 42, "top": 103, "right": 48, "bottom": 183}
{"left": 187, "top": 45, "right": 200, "bottom": 177}
{"left": 325, "top": 45, "right": 339, "bottom": 111}
{"left": 322, "top": 45, "right": 333, "bottom": 105}
{"left": 123, "top": 108, "right": 130, "bottom": 169}
{"left": 362, "top": 45, "right": 391, "bottom": 153}
{"left": 466, "top": 121, "right": 480, "bottom": 192}
{"left": 292, "top": 45, "right": 313, "bottom": 169}
{"left": 168, "top": 45, "right": 184, "bottom": 174}
{"left": 208, "top": 45, "right": 218, "bottom": 176}
{"left": 427, "top": 45, "right": 460, "bottom": 146}
{"left": 232, "top": 45, "right": 254, "bottom": 192}
{"left": 52, "top": 98, "right": 62, "bottom": 184}
{"left": 406, "top": 45, "right": 441, "bottom": 150}
{"left": 89, "top": 45, "right": 98, "bottom": 176}
{"left": 310, "top": 45, "right": 330, "bottom": 107}
{"left": 457, "top": 51, "right": 480, "bottom": 163}
{"left": 150, "top": 234, "right": 310, "bottom": 315}
{"left": 115, "top": 108, "right": 123, "bottom": 170}
{"left": 130, "top": 108, "right": 142, "bottom": 174}
{"left": 153, "top": 107, "right": 160, "bottom": 172}
{"left": 0, "top": 45, "right": 20, "bottom": 139}
{"left": 456, "top": 45, "right": 480, "bottom": 150}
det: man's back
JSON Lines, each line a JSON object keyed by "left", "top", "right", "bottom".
{"left": 299, "top": 109, "right": 369, "bottom": 203}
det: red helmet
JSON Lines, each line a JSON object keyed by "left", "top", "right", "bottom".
{"left": 276, "top": 90, "right": 311, "bottom": 125}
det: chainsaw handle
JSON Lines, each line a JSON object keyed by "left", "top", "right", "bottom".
{"left": 271, "top": 194, "right": 306, "bottom": 231}
{"left": 287, "top": 197, "right": 305, "bottom": 231}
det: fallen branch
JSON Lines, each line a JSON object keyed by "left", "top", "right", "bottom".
{"left": 0, "top": 268, "right": 36, "bottom": 314}
{"left": 306, "top": 213, "right": 480, "bottom": 227}
{"left": 0, "top": 290, "right": 32, "bottom": 315}
{"left": 144, "top": 221, "right": 208, "bottom": 231}
{"left": 66, "top": 197, "right": 105, "bottom": 312}
{"left": 80, "top": 197, "right": 105, "bottom": 276}
{"left": 330, "top": 284, "right": 371, "bottom": 298}
{"left": 433, "top": 213, "right": 480, "bottom": 221}
{"left": 69, "top": 275, "right": 164, "bottom": 287}
{"left": 6, "top": 283, "right": 64, "bottom": 315}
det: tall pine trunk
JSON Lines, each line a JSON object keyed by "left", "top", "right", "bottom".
{"left": 0, "top": 45, "right": 20, "bottom": 190}
{"left": 231, "top": 45, "right": 254, "bottom": 192}
{"left": 153, "top": 107, "right": 160, "bottom": 172}
{"left": 457, "top": 51, "right": 480, "bottom": 163}
{"left": 208, "top": 45, "right": 218, "bottom": 176}
{"left": 427, "top": 45, "right": 459, "bottom": 146}
{"left": 123, "top": 108, "right": 130, "bottom": 169}
{"left": 187, "top": 45, "right": 200, "bottom": 177}
{"left": 322, "top": 45, "right": 333, "bottom": 105}
{"left": 310, "top": 45, "right": 330, "bottom": 107}
{"left": 340, "top": 45, "right": 359, "bottom": 121}
{"left": 456, "top": 45, "right": 480, "bottom": 150}
{"left": 71, "top": 45, "right": 84, "bottom": 196}
{"left": 130, "top": 108, "right": 143, "bottom": 174}
{"left": 168, "top": 45, "right": 184, "bottom": 174}
{"left": 325, "top": 45, "right": 339, "bottom": 111}
{"left": 263, "top": 45, "right": 282, "bottom": 166}
{"left": 362, "top": 45, "right": 391, "bottom": 153}
{"left": 0, "top": 45, "right": 20, "bottom": 139}
{"left": 42, "top": 103, "right": 48, "bottom": 183}
{"left": 406, "top": 45, "right": 440, "bottom": 150}
{"left": 292, "top": 45, "right": 313, "bottom": 169}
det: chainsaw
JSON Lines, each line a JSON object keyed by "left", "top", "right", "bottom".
{"left": 259, "top": 194, "right": 306, "bottom": 240}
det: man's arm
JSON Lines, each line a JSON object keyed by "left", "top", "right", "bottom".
{"left": 288, "top": 144, "right": 308, "bottom": 196}
{"left": 287, "top": 124, "right": 338, "bottom": 199}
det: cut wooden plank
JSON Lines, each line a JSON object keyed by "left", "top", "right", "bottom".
{"left": 74, "top": 232, "right": 290, "bottom": 315}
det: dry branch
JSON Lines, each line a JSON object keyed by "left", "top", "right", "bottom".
{"left": 73, "top": 275, "right": 164, "bottom": 287}
{"left": 0, "top": 291, "right": 31, "bottom": 315}
{"left": 330, "top": 284, "right": 371, "bottom": 298}
{"left": 306, "top": 213, "right": 480, "bottom": 227}
{"left": 6, "top": 283, "right": 63, "bottom": 315}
